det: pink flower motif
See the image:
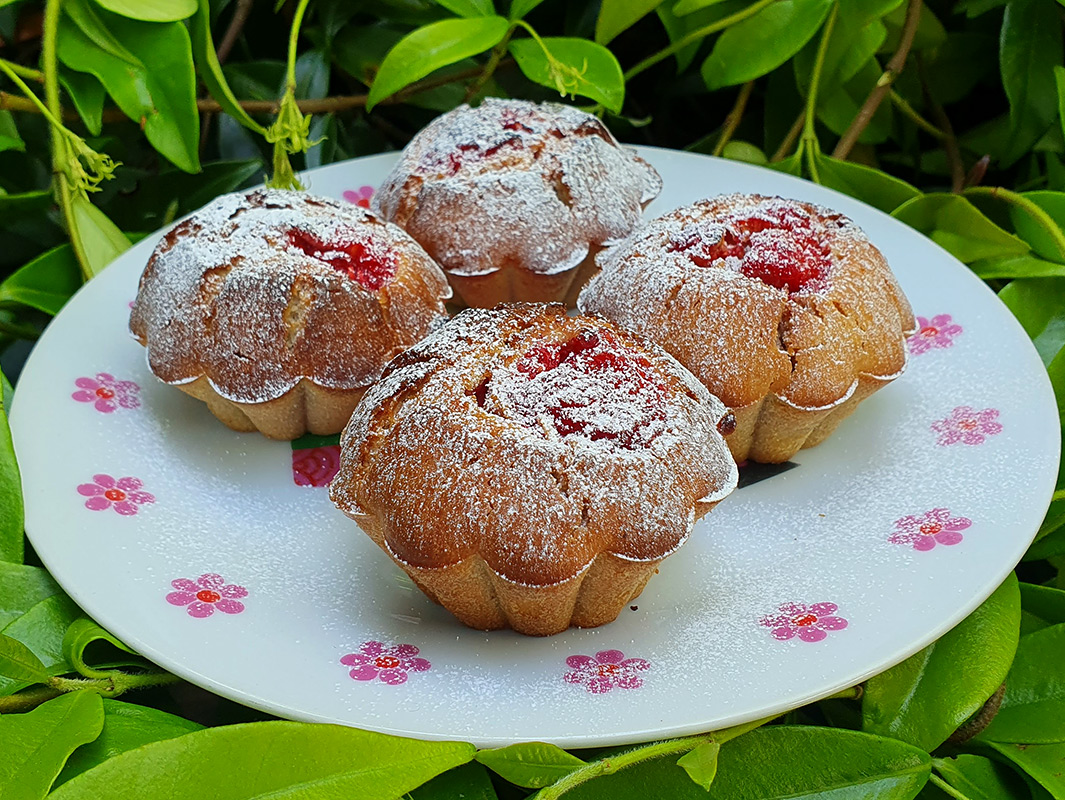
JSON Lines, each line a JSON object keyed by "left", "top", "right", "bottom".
{"left": 341, "top": 641, "right": 430, "bottom": 685}
{"left": 890, "top": 508, "right": 972, "bottom": 551}
{"left": 76, "top": 474, "right": 154, "bottom": 515}
{"left": 932, "top": 406, "right": 1003, "bottom": 446}
{"left": 563, "top": 649, "right": 650, "bottom": 693}
{"left": 292, "top": 445, "right": 341, "bottom": 487}
{"left": 343, "top": 185, "right": 375, "bottom": 209}
{"left": 760, "top": 602, "right": 848, "bottom": 643}
{"left": 166, "top": 573, "right": 248, "bottom": 618}
{"left": 909, "top": 314, "right": 963, "bottom": 355}
{"left": 72, "top": 373, "right": 140, "bottom": 413}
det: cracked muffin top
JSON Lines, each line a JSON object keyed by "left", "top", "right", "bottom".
{"left": 129, "top": 189, "right": 451, "bottom": 404}
{"left": 578, "top": 194, "right": 915, "bottom": 411}
{"left": 372, "top": 98, "right": 662, "bottom": 280}
{"left": 329, "top": 303, "right": 737, "bottom": 587}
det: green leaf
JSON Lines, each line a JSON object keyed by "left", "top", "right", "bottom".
{"left": 1057, "top": 66, "right": 1065, "bottom": 145}
{"left": 49, "top": 721, "right": 476, "bottom": 800}
{"left": 0, "top": 244, "right": 82, "bottom": 316}
{"left": 595, "top": 0, "right": 665, "bottom": 44}
{"left": 998, "top": 278, "right": 1065, "bottom": 364}
{"left": 0, "top": 110, "right": 24, "bottom": 152}
{"left": 0, "top": 192, "right": 53, "bottom": 226}
{"left": 434, "top": 0, "right": 494, "bottom": 16}
{"left": 863, "top": 575, "right": 1020, "bottom": 752}
{"left": 0, "top": 595, "right": 80, "bottom": 697}
{"left": 983, "top": 741, "right": 1065, "bottom": 799}
{"left": 816, "top": 59, "right": 895, "bottom": 144}
{"left": 932, "top": 755, "right": 1029, "bottom": 800}
{"left": 769, "top": 151, "right": 804, "bottom": 177}
{"left": 509, "top": 37, "right": 625, "bottom": 112}
{"left": 672, "top": 0, "right": 731, "bottom": 15}
{"left": 565, "top": 727, "right": 930, "bottom": 800}
{"left": 0, "top": 632, "right": 49, "bottom": 683}
{"left": 62, "top": 619, "right": 141, "bottom": 680}
{"left": 92, "top": 0, "right": 195, "bottom": 21}
{"left": 0, "top": 366, "right": 22, "bottom": 565}
{"left": 68, "top": 195, "right": 130, "bottom": 278}
{"left": 971, "top": 254, "right": 1065, "bottom": 279}
{"left": 701, "top": 0, "right": 834, "bottom": 90}
{"left": 58, "top": 1, "right": 201, "bottom": 172}
{"left": 965, "top": 187, "right": 1065, "bottom": 264}
{"left": 367, "top": 16, "right": 509, "bottom": 110}
{"left": 58, "top": 70, "right": 105, "bottom": 137}
{"left": 476, "top": 742, "right": 585, "bottom": 788}
{"left": 999, "top": 0, "right": 1064, "bottom": 167}
{"left": 812, "top": 153, "right": 921, "bottom": 214}
{"left": 677, "top": 740, "right": 719, "bottom": 790}
{"left": 0, "top": 564, "right": 62, "bottom": 630}
{"left": 892, "top": 194, "right": 1030, "bottom": 263}
{"left": 57, "top": 700, "right": 203, "bottom": 786}
{"left": 721, "top": 140, "right": 768, "bottom": 164}
{"left": 188, "top": 0, "right": 264, "bottom": 134}
{"left": 509, "top": 0, "right": 544, "bottom": 18}
{"left": 881, "top": 2, "right": 945, "bottom": 52}
{"left": 0, "top": 692, "right": 104, "bottom": 800}
{"left": 409, "top": 762, "right": 498, "bottom": 800}
{"left": 981, "top": 623, "right": 1065, "bottom": 743}
{"left": 1020, "top": 584, "right": 1065, "bottom": 636}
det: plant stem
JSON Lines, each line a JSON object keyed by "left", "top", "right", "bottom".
{"left": 712, "top": 81, "right": 754, "bottom": 157}
{"left": 285, "top": 0, "right": 312, "bottom": 93}
{"left": 466, "top": 28, "right": 515, "bottom": 101}
{"left": 802, "top": 1, "right": 839, "bottom": 183}
{"left": 623, "top": 0, "right": 775, "bottom": 82}
{"left": 888, "top": 89, "right": 945, "bottom": 139}
{"left": 0, "top": 686, "right": 62, "bottom": 713}
{"left": 217, "top": 0, "right": 253, "bottom": 66}
{"left": 0, "top": 61, "right": 61, "bottom": 124}
{"left": 832, "top": 0, "right": 922, "bottom": 159}
{"left": 0, "top": 58, "right": 44, "bottom": 84}
{"left": 771, "top": 110, "right": 805, "bottom": 162}
{"left": 929, "top": 773, "right": 974, "bottom": 800}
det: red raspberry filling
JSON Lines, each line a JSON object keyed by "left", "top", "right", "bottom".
{"left": 668, "top": 208, "right": 832, "bottom": 293}
{"left": 287, "top": 228, "right": 397, "bottom": 290}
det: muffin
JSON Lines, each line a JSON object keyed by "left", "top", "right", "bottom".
{"left": 329, "top": 303, "right": 737, "bottom": 636}
{"left": 372, "top": 98, "right": 662, "bottom": 308}
{"left": 578, "top": 194, "right": 915, "bottom": 463}
{"left": 130, "top": 189, "right": 452, "bottom": 440}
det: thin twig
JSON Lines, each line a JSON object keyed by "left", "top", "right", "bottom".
{"left": 712, "top": 81, "right": 754, "bottom": 157}
{"left": 217, "top": 0, "right": 254, "bottom": 66}
{"left": 465, "top": 31, "right": 513, "bottom": 101}
{"left": 889, "top": 89, "right": 945, "bottom": 139}
{"left": 771, "top": 110, "right": 805, "bottom": 162}
{"left": 917, "top": 53, "right": 964, "bottom": 193}
{"left": 832, "top": 0, "right": 922, "bottom": 159}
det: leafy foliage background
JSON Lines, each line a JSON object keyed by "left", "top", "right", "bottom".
{"left": 2, "top": 0, "right": 1065, "bottom": 797}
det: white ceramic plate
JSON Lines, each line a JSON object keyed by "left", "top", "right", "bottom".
{"left": 10, "top": 149, "right": 1059, "bottom": 748}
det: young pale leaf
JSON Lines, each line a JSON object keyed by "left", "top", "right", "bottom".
{"left": 811, "top": 153, "right": 921, "bottom": 214}
{"left": 58, "top": 70, "right": 105, "bottom": 136}
{"left": 367, "top": 16, "right": 509, "bottom": 110}
{"left": 932, "top": 755, "right": 1029, "bottom": 800}
{"left": 509, "top": 37, "right": 625, "bottom": 112}
{"left": 509, "top": 0, "right": 545, "bottom": 19}
{"left": 92, "top": 0, "right": 196, "bottom": 22}
{"left": 0, "top": 632, "right": 49, "bottom": 683}
{"left": 434, "top": 0, "right": 494, "bottom": 16}
{"left": 0, "top": 563, "right": 62, "bottom": 629}
{"left": 983, "top": 741, "right": 1065, "bottom": 798}
{"left": 970, "top": 254, "right": 1065, "bottom": 279}
{"left": 863, "top": 574, "right": 1020, "bottom": 752}
{"left": 475, "top": 741, "right": 585, "bottom": 788}
{"left": 0, "top": 366, "right": 22, "bottom": 564}
{"left": 409, "top": 762, "right": 498, "bottom": 800}
{"left": 58, "top": 4, "right": 201, "bottom": 172}
{"left": 595, "top": 0, "right": 665, "bottom": 44}
{"left": 701, "top": 0, "right": 834, "bottom": 90}
{"left": 56, "top": 700, "right": 203, "bottom": 786}
{"left": 48, "top": 721, "right": 476, "bottom": 800}
{"left": 998, "top": 278, "right": 1065, "bottom": 364}
{"left": 188, "top": 0, "right": 264, "bottom": 134}
{"left": 0, "top": 595, "right": 80, "bottom": 697}
{"left": 677, "top": 740, "right": 719, "bottom": 790}
{"left": 69, "top": 195, "right": 130, "bottom": 278}
{"left": 999, "top": 0, "right": 1063, "bottom": 166}
{"left": 892, "top": 194, "right": 1030, "bottom": 263}
{"left": 0, "top": 244, "right": 82, "bottom": 316}
{"left": 63, "top": 618, "right": 142, "bottom": 679}
{"left": 980, "top": 623, "right": 1065, "bottom": 743}
{"left": 0, "top": 692, "right": 104, "bottom": 800}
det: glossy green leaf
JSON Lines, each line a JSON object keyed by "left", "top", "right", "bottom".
{"left": 677, "top": 740, "right": 719, "bottom": 790}
{"left": 816, "top": 59, "right": 894, "bottom": 144}
{"left": 476, "top": 741, "right": 585, "bottom": 788}
{"left": 981, "top": 623, "right": 1065, "bottom": 743}
{"left": 0, "top": 692, "right": 104, "bottom": 800}
{"left": 998, "top": 278, "right": 1065, "bottom": 364}
{"left": 566, "top": 727, "right": 930, "bottom": 800}
{"left": 58, "top": 70, "right": 105, "bottom": 136}
{"left": 0, "top": 192, "right": 53, "bottom": 226}
{"left": 434, "top": 0, "right": 494, "bottom": 16}
{"left": 62, "top": 0, "right": 139, "bottom": 64}
{"left": 721, "top": 140, "right": 768, "bottom": 164}
{"left": 509, "top": 0, "right": 545, "bottom": 18}
{"left": 409, "top": 762, "right": 498, "bottom": 800}
{"left": 188, "top": 0, "right": 264, "bottom": 134}
{"left": 595, "top": 0, "right": 665, "bottom": 44}
{"left": 965, "top": 187, "right": 1065, "bottom": 264}
{"left": 57, "top": 700, "right": 203, "bottom": 786}
{"left": 926, "top": 32, "right": 998, "bottom": 106}
{"left": 0, "top": 564, "right": 62, "bottom": 630}
{"left": 0, "top": 244, "right": 82, "bottom": 316}
{"left": 863, "top": 575, "right": 1019, "bottom": 751}
{"left": 932, "top": 755, "right": 1029, "bottom": 800}
{"left": 1020, "top": 584, "right": 1065, "bottom": 636}
{"left": 0, "top": 595, "right": 80, "bottom": 697}
{"left": 367, "top": 16, "right": 509, "bottom": 110}
{"left": 0, "top": 632, "right": 49, "bottom": 683}
{"left": 63, "top": 619, "right": 141, "bottom": 679}
{"left": 68, "top": 194, "right": 130, "bottom": 278}
{"left": 769, "top": 152, "right": 804, "bottom": 177}
{"left": 999, "top": 0, "right": 1064, "bottom": 166}
{"left": 58, "top": 2, "right": 201, "bottom": 172}
{"left": 812, "top": 153, "right": 921, "bottom": 214}
{"left": 984, "top": 741, "right": 1065, "bottom": 799}
{"left": 0, "top": 366, "right": 21, "bottom": 565}
{"left": 49, "top": 721, "right": 476, "bottom": 800}
{"left": 1056, "top": 66, "right": 1065, "bottom": 145}
{"left": 970, "top": 254, "right": 1065, "bottom": 279}
{"left": 92, "top": 0, "right": 196, "bottom": 21}
{"left": 892, "top": 194, "right": 1030, "bottom": 263}
{"left": 672, "top": 0, "right": 731, "bottom": 15}
{"left": 509, "top": 37, "right": 625, "bottom": 112}
{"left": 701, "top": 0, "right": 833, "bottom": 90}
{"left": 655, "top": 1, "right": 742, "bottom": 73}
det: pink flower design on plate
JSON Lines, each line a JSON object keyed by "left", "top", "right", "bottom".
{"left": 341, "top": 641, "right": 430, "bottom": 685}
{"left": 72, "top": 373, "right": 140, "bottom": 413}
{"left": 909, "top": 314, "right": 963, "bottom": 355}
{"left": 932, "top": 406, "right": 1003, "bottom": 446}
{"left": 890, "top": 508, "right": 972, "bottom": 551}
{"left": 166, "top": 573, "right": 248, "bottom": 618}
{"left": 563, "top": 649, "right": 650, "bottom": 693}
{"left": 292, "top": 445, "right": 341, "bottom": 487}
{"left": 760, "top": 602, "right": 848, "bottom": 642}
{"left": 76, "top": 474, "right": 154, "bottom": 515}
{"left": 343, "top": 185, "right": 375, "bottom": 209}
